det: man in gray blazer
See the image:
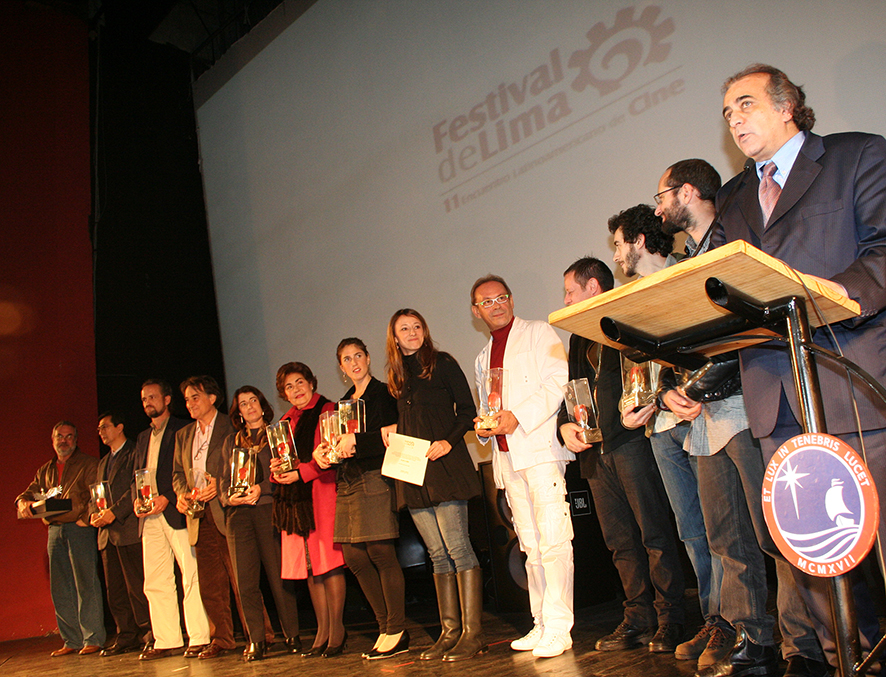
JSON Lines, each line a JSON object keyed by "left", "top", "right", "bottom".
{"left": 172, "top": 375, "right": 238, "bottom": 659}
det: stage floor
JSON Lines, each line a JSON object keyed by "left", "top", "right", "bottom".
{"left": 0, "top": 590, "right": 793, "bottom": 677}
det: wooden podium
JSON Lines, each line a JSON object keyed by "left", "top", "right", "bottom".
{"left": 549, "top": 240, "right": 875, "bottom": 677}
{"left": 549, "top": 240, "right": 859, "bottom": 359}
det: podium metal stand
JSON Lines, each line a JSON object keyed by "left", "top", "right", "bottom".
{"left": 550, "top": 240, "right": 877, "bottom": 677}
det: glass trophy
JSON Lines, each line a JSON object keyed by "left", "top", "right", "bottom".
{"left": 564, "top": 378, "right": 602, "bottom": 444}
{"left": 337, "top": 399, "right": 366, "bottom": 435}
{"left": 185, "top": 467, "right": 207, "bottom": 518}
{"left": 619, "top": 357, "right": 656, "bottom": 413}
{"left": 134, "top": 468, "right": 155, "bottom": 515}
{"left": 89, "top": 480, "right": 111, "bottom": 513}
{"left": 477, "top": 367, "right": 507, "bottom": 430}
{"left": 267, "top": 420, "right": 296, "bottom": 474}
{"left": 228, "top": 447, "right": 256, "bottom": 498}
{"left": 319, "top": 410, "right": 343, "bottom": 463}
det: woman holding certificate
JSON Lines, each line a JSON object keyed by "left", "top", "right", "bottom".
{"left": 313, "top": 338, "right": 407, "bottom": 660}
{"left": 219, "top": 386, "right": 300, "bottom": 661}
{"left": 384, "top": 309, "right": 486, "bottom": 662}
{"left": 271, "top": 362, "right": 347, "bottom": 657}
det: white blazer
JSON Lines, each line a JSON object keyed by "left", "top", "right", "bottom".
{"left": 474, "top": 317, "right": 573, "bottom": 480}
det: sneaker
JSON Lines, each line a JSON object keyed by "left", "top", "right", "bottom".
{"left": 511, "top": 623, "right": 544, "bottom": 651}
{"left": 675, "top": 625, "right": 712, "bottom": 660}
{"left": 698, "top": 626, "right": 735, "bottom": 668}
{"left": 595, "top": 621, "right": 654, "bottom": 651}
{"left": 532, "top": 631, "right": 572, "bottom": 658}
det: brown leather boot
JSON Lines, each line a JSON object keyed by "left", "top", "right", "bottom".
{"left": 442, "top": 567, "right": 488, "bottom": 662}
{"left": 420, "top": 572, "right": 460, "bottom": 660}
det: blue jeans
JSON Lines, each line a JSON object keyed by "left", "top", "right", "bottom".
{"left": 697, "top": 427, "right": 821, "bottom": 659}
{"left": 650, "top": 424, "right": 722, "bottom": 624}
{"left": 588, "top": 438, "right": 685, "bottom": 627}
{"left": 408, "top": 500, "right": 478, "bottom": 574}
{"left": 47, "top": 523, "right": 106, "bottom": 648}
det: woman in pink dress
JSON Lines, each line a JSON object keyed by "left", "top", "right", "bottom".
{"left": 271, "top": 362, "right": 347, "bottom": 657}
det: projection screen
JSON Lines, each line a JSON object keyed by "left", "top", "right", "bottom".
{"left": 194, "top": 0, "right": 886, "bottom": 462}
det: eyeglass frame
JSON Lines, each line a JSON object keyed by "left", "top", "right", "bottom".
{"left": 473, "top": 293, "right": 511, "bottom": 309}
{"left": 653, "top": 185, "right": 680, "bottom": 205}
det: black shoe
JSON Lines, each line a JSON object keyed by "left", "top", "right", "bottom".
{"left": 243, "top": 642, "right": 265, "bottom": 662}
{"left": 366, "top": 629, "right": 410, "bottom": 660}
{"left": 300, "top": 641, "right": 327, "bottom": 657}
{"left": 322, "top": 631, "right": 348, "bottom": 658}
{"left": 100, "top": 642, "right": 141, "bottom": 657}
{"left": 783, "top": 656, "right": 830, "bottom": 677}
{"left": 695, "top": 630, "right": 778, "bottom": 677}
{"left": 649, "top": 624, "right": 685, "bottom": 653}
{"left": 285, "top": 636, "right": 302, "bottom": 654}
{"left": 596, "top": 621, "right": 654, "bottom": 651}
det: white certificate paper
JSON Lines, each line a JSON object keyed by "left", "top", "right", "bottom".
{"left": 382, "top": 433, "right": 430, "bottom": 486}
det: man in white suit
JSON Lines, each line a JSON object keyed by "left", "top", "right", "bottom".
{"left": 471, "top": 274, "right": 574, "bottom": 658}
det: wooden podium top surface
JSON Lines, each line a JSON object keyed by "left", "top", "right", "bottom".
{"left": 548, "top": 240, "right": 860, "bottom": 354}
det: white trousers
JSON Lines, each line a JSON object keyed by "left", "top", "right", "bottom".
{"left": 498, "top": 453, "right": 574, "bottom": 633}
{"left": 142, "top": 514, "right": 210, "bottom": 648}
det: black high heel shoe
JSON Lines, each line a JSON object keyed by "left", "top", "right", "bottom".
{"left": 322, "top": 631, "right": 348, "bottom": 658}
{"left": 300, "top": 641, "right": 327, "bottom": 658}
{"left": 366, "top": 630, "right": 409, "bottom": 660}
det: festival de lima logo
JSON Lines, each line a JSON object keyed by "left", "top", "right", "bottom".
{"left": 762, "top": 433, "right": 879, "bottom": 577}
{"left": 431, "top": 5, "right": 679, "bottom": 189}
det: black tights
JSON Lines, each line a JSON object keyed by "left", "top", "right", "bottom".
{"left": 342, "top": 540, "right": 406, "bottom": 635}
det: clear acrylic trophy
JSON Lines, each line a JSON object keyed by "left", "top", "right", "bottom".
{"left": 266, "top": 420, "right": 296, "bottom": 474}
{"left": 477, "top": 367, "right": 507, "bottom": 430}
{"left": 618, "top": 357, "right": 656, "bottom": 413}
{"left": 134, "top": 468, "right": 155, "bottom": 515}
{"left": 337, "top": 399, "right": 365, "bottom": 435}
{"left": 319, "top": 410, "right": 343, "bottom": 464}
{"left": 89, "top": 480, "right": 111, "bottom": 513}
{"left": 228, "top": 447, "right": 256, "bottom": 498}
{"left": 185, "top": 467, "right": 207, "bottom": 518}
{"left": 564, "top": 378, "right": 602, "bottom": 444}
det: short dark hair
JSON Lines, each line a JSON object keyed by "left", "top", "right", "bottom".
{"left": 607, "top": 204, "right": 674, "bottom": 258}
{"left": 180, "top": 375, "right": 224, "bottom": 408}
{"left": 665, "top": 159, "right": 722, "bottom": 203}
{"left": 470, "top": 274, "right": 512, "bottom": 305}
{"left": 141, "top": 378, "right": 172, "bottom": 399}
{"left": 722, "top": 64, "right": 815, "bottom": 132}
{"left": 98, "top": 411, "right": 125, "bottom": 429}
{"left": 337, "top": 337, "right": 369, "bottom": 363}
{"left": 564, "top": 257, "right": 614, "bottom": 292}
{"left": 229, "top": 386, "right": 274, "bottom": 432}
{"left": 275, "top": 362, "right": 318, "bottom": 400}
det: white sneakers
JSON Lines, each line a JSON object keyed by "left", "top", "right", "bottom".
{"left": 510, "top": 624, "right": 544, "bottom": 651}
{"left": 531, "top": 631, "right": 573, "bottom": 658}
{"left": 511, "top": 624, "right": 572, "bottom": 658}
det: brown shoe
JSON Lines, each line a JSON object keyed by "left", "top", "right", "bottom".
{"left": 50, "top": 646, "right": 78, "bottom": 657}
{"left": 183, "top": 644, "right": 209, "bottom": 658}
{"left": 198, "top": 643, "right": 227, "bottom": 659}
{"left": 139, "top": 646, "right": 183, "bottom": 661}
{"left": 79, "top": 646, "right": 102, "bottom": 655}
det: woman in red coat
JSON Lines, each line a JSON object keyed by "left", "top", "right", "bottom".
{"left": 271, "top": 362, "right": 347, "bottom": 657}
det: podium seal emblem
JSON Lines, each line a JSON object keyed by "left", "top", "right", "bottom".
{"left": 762, "top": 433, "right": 879, "bottom": 577}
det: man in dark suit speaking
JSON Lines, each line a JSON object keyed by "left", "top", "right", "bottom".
{"left": 712, "top": 64, "right": 886, "bottom": 676}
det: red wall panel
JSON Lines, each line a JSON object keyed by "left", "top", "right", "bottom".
{"left": 0, "top": 1, "right": 98, "bottom": 640}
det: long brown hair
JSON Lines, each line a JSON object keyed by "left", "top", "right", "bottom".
{"left": 385, "top": 308, "right": 438, "bottom": 399}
